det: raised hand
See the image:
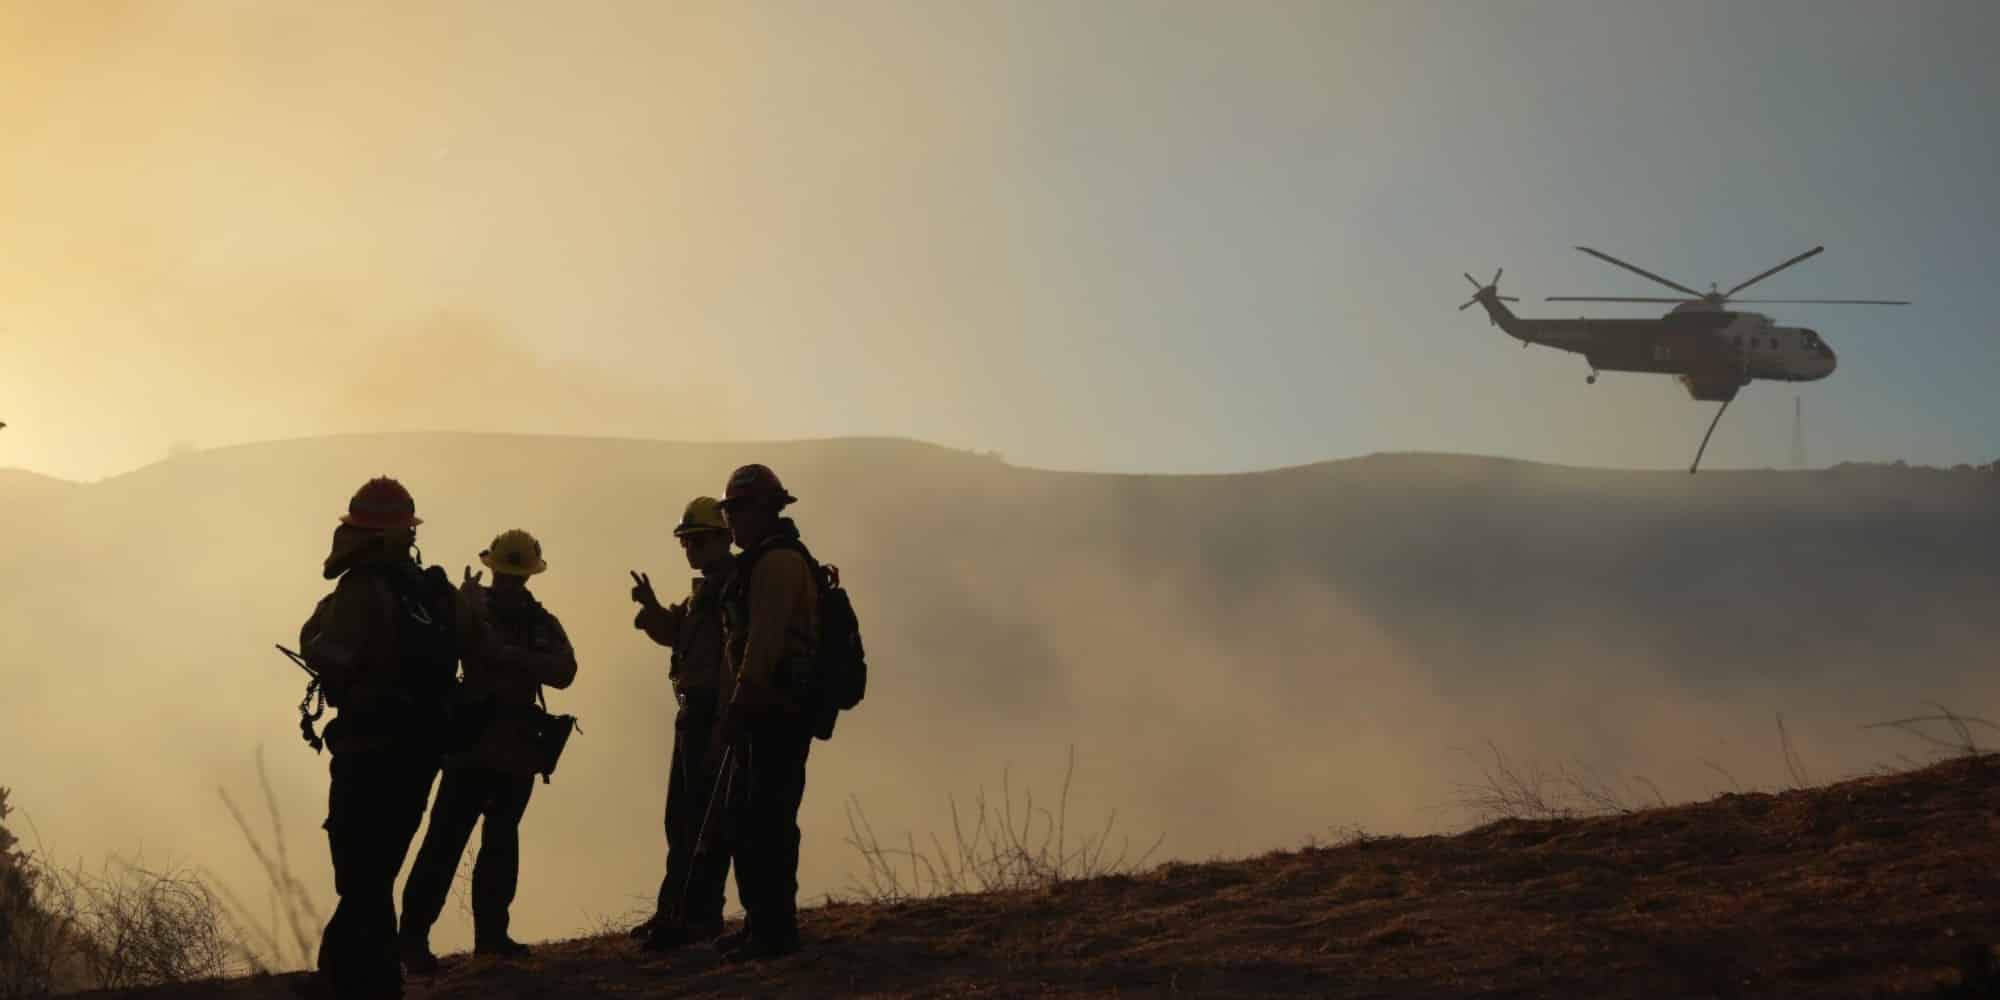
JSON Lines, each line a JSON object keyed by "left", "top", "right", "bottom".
{"left": 461, "top": 567, "right": 487, "bottom": 611}
{"left": 629, "top": 570, "right": 659, "bottom": 609}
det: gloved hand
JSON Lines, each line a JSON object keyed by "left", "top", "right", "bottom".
{"left": 629, "top": 570, "right": 660, "bottom": 611}
{"left": 460, "top": 567, "right": 487, "bottom": 613}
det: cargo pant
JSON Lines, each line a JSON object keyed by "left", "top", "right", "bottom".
{"left": 399, "top": 766, "right": 536, "bottom": 947}
{"left": 318, "top": 748, "right": 439, "bottom": 999}
{"left": 655, "top": 689, "right": 732, "bottom": 928}
{"left": 726, "top": 711, "right": 814, "bottom": 946}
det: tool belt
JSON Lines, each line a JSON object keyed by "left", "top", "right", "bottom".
{"left": 446, "top": 695, "right": 579, "bottom": 784}
{"left": 321, "top": 696, "right": 452, "bottom": 757}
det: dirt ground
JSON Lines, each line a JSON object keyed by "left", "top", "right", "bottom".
{"left": 104, "top": 754, "right": 2000, "bottom": 998}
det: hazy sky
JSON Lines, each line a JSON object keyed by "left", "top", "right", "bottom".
{"left": 1, "top": 0, "right": 1994, "bottom": 481}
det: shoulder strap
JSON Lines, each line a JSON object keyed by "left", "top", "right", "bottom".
{"left": 730, "top": 536, "right": 812, "bottom": 593}
{"left": 757, "top": 536, "right": 818, "bottom": 574}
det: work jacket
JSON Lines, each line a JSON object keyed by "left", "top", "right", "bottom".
{"left": 448, "top": 583, "right": 577, "bottom": 773}
{"left": 636, "top": 571, "right": 730, "bottom": 701}
{"left": 299, "top": 525, "right": 488, "bottom": 754}
{"left": 721, "top": 520, "right": 820, "bottom": 707}
{"left": 462, "top": 584, "right": 577, "bottom": 706}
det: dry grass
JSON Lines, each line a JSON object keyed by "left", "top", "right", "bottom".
{"left": 841, "top": 746, "right": 1164, "bottom": 903}
{"left": 0, "top": 751, "right": 328, "bottom": 998}
{"left": 207, "top": 751, "right": 323, "bottom": 976}
{"left": 1453, "top": 705, "right": 1999, "bottom": 829}
{"left": 1449, "top": 741, "right": 1668, "bottom": 823}
{"left": 1, "top": 791, "right": 241, "bottom": 998}
{"left": 57, "top": 732, "right": 2000, "bottom": 998}
{"left": 1869, "top": 704, "right": 2000, "bottom": 762}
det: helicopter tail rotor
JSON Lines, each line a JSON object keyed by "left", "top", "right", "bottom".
{"left": 1457, "top": 269, "right": 1520, "bottom": 318}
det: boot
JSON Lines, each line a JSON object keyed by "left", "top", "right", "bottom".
{"left": 475, "top": 935, "right": 531, "bottom": 958}
{"left": 397, "top": 935, "right": 440, "bottom": 976}
{"left": 712, "top": 924, "right": 752, "bottom": 955}
{"left": 641, "top": 919, "right": 722, "bottom": 953}
{"left": 718, "top": 930, "right": 800, "bottom": 965}
{"left": 286, "top": 972, "right": 338, "bottom": 999}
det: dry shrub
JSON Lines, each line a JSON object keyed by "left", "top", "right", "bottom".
{"left": 1776, "top": 712, "right": 1812, "bottom": 790}
{"left": 1, "top": 751, "right": 326, "bottom": 999}
{"left": 1451, "top": 742, "right": 1667, "bottom": 824}
{"left": 208, "top": 750, "right": 323, "bottom": 975}
{"left": 1867, "top": 704, "right": 2000, "bottom": 763}
{"left": 0, "top": 786, "right": 65, "bottom": 999}
{"left": 1, "top": 787, "right": 242, "bottom": 997}
{"left": 842, "top": 746, "right": 1163, "bottom": 903}
{"left": 45, "top": 857, "right": 237, "bottom": 991}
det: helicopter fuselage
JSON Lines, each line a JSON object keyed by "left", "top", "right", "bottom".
{"left": 1455, "top": 245, "right": 1901, "bottom": 472}
{"left": 1475, "top": 295, "right": 1836, "bottom": 394}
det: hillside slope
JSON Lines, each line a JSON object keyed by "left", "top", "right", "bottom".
{"left": 108, "top": 754, "right": 2000, "bottom": 998}
{"left": 4, "top": 435, "right": 1999, "bottom": 960}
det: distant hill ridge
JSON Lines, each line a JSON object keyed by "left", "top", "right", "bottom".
{"left": 8, "top": 431, "right": 1998, "bottom": 491}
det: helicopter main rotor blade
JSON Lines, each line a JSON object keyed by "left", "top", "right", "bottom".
{"left": 1728, "top": 298, "right": 1910, "bottom": 305}
{"left": 1573, "top": 246, "right": 1706, "bottom": 299}
{"left": 1464, "top": 273, "right": 1482, "bottom": 289}
{"left": 1722, "top": 245, "right": 1824, "bottom": 298}
{"left": 1544, "top": 296, "right": 1689, "bottom": 303}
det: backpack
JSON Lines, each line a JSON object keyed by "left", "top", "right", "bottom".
{"left": 737, "top": 536, "right": 867, "bottom": 739}
{"left": 383, "top": 562, "right": 461, "bottom": 710}
{"left": 297, "top": 561, "right": 460, "bottom": 754}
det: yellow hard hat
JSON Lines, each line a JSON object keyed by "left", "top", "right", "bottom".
{"left": 479, "top": 528, "right": 548, "bottom": 576}
{"left": 673, "top": 496, "right": 728, "bottom": 537}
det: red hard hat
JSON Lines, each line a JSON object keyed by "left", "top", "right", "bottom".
{"left": 340, "top": 476, "right": 422, "bottom": 531}
{"left": 720, "top": 464, "right": 796, "bottom": 510}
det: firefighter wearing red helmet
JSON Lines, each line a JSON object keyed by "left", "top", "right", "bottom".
{"left": 298, "top": 476, "right": 491, "bottom": 1000}
{"left": 709, "top": 464, "right": 820, "bottom": 963}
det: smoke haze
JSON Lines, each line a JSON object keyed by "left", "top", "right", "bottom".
{"left": 2, "top": 0, "right": 1997, "bottom": 968}
{"left": 3, "top": 436, "right": 1995, "bottom": 956}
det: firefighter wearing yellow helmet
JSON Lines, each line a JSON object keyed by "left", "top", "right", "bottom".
{"left": 479, "top": 528, "right": 548, "bottom": 577}
{"left": 627, "top": 496, "right": 738, "bottom": 950}
{"left": 399, "top": 528, "right": 577, "bottom": 971}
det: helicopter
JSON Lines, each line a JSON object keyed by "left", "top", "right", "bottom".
{"left": 1458, "top": 245, "right": 1908, "bottom": 473}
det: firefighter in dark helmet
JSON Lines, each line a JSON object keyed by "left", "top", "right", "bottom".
{"left": 298, "top": 477, "right": 491, "bottom": 999}
{"left": 399, "top": 528, "right": 577, "bottom": 972}
{"left": 628, "top": 496, "right": 737, "bottom": 951}
{"left": 710, "top": 464, "right": 820, "bottom": 962}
